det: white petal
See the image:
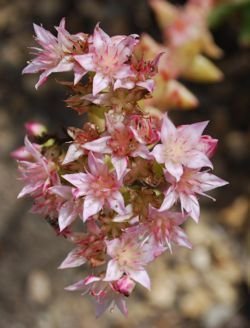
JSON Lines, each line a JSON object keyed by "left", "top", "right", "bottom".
{"left": 104, "top": 259, "right": 123, "bottom": 281}
{"left": 129, "top": 269, "right": 151, "bottom": 290}
{"left": 83, "top": 195, "right": 103, "bottom": 221}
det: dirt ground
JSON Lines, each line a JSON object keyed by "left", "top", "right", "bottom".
{"left": 0, "top": 1, "right": 249, "bottom": 327}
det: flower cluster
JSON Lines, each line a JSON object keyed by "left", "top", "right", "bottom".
{"left": 14, "top": 10, "right": 228, "bottom": 317}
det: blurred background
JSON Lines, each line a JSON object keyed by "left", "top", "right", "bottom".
{"left": 0, "top": 0, "right": 249, "bottom": 327}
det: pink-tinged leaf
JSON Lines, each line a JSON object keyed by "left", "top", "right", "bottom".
{"left": 180, "top": 193, "right": 200, "bottom": 222}
{"left": 83, "top": 136, "right": 111, "bottom": 154}
{"left": 83, "top": 195, "right": 103, "bottom": 221}
{"left": 104, "top": 259, "right": 123, "bottom": 281}
{"left": 58, "top": 248, "right": 86, "bottom": 269}
{"left": 161, "top": 114, "right": 176, "bottom": 144}
{"left": 129, "top": 269, "right": 151, "bottom": 290}
{"left": 93, "top": 72, "right": 110, "bottom": 95}
{"left": 63, "top": 143, "right": 84, "bottom": 164}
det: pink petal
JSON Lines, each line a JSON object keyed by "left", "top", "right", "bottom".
{"left": 179, "top": 121, "right": 209, "bottom": 144}
{"left": 174, "top": 227, "right": 192, "bottom": 249}
{"left": 58, "top": 248, "right": 86, "bottom": 269}
{"left": 93, "top": 23, "right": 110, "bottom": 50}
{"left": 165, "top": 160, "right": 183, "bottom": 182}
{"left": 108, "top": 191, "right": 126, "bottom": 215}
{"left": 93, "top": 72, "right": 110, "bottom": 95}
{"left": 115, "top": 297, "right": 128, "bottom": 316}
{"left": 104, "top": 259, "right": 123, "bottom": 281}
{"left": 33, "top": 23, "right": 57, "bottom": 45}
{"left": 160, "top": 188, "right": 177, "bottom": 210}
{"left": 106, "top": 238, "right": 121, "bottom": 257}
{"left": 198, "top": 172, "right": 228, "bottom": 192}
{"left": 129, "top": 269, "right": 151, "bottom": 290}
{"left": 151, "top": 144, "right": 165, "bottom": 163}
{"left": 180, "top": 193, "right": 200, "bottom": 222}
{"left": 62, "top": 173, "right": 89, "bottom": 194}
{"left": 137, "top": 79, "right": 155, "bottom": 92}
{"left": 58, "top": 201, "right": 77, "bottom": 231}
{"left": 111, "top": 156, "right": 127, "bottom": 181}
{"left": 114, "top": 79, "right": 135, "bottom": 90}
{"left": 95, "top": 298, "right": 112, "bottom": 318}
{"left": 74, "top": 53, "right": 95, "bottom": 71}
{"left": 63, "top": 143, "right": 84, "bottom": 164}
{"left": 83, "top": 136, "right": 111, "bottom": 154}
{"left": 83, "top": 195, "right": 103, "bottom": 221}
{"left": 161, "top": 114, "right": 176, "bottom": 144}
{"left": 186, "top": 151, "right": 213, "bottom": 169}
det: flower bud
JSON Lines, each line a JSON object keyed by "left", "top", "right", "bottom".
{"left": 25, "top": 121, "right": 47, "bottom": 137}
{"left": 112, "top": 275, "right": 136, "bottom": 297}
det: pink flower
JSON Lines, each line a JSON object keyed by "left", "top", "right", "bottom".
{"left": 62, "top": 152, "right": 127, "bottom": 221}
{"left": 75, "top": 24, "right": 138, "bottom": 95}
{"left": 151, "top": 114, "right": 213, "bottom": 181}
{"left": 65, "top": 275, "right": 128, "bottom": 317}
{"left": 23, "top": 18, "right": 87, "bottom": 89}
{"left": 58, "top": 220, "right": 105, "bottom": 268}
{"left": 146, "top": 205, "right": 192, "bottom": 251}
{"left": 104, "top": 232, "right": 157, "bottom": 289}
{"left": 83, "top": 112, "right": 152, "bottom": 175}
{"left": 115, "top": 53, "right": 162, "bottom": 92}
{"left": 17, "top": 137, "right": 59, "bottom": 199}
{"left": 160, "top": 168, "right": 228, "bottom": 222}
{"left": 62, "top": 124, "right": 98, "bottom": 165}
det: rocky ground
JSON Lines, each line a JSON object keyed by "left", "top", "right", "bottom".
{"left": 0, "top": 1, "right": 249, "bottom": 327}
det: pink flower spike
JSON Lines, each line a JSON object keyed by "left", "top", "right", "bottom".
{"left": 161, "top": 168, "right": 228, "bottom": 222}
{"left": 151, "top": 114, "right": 213, "bottom": 181}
